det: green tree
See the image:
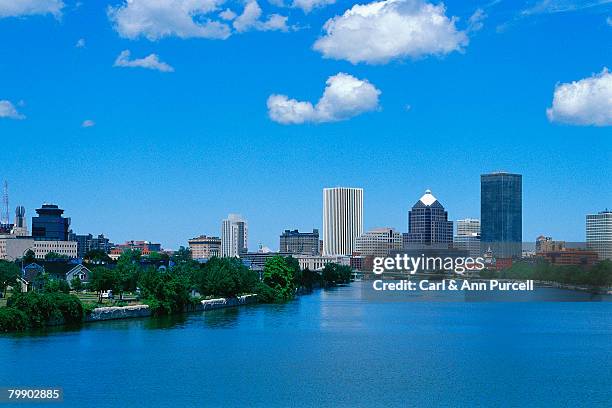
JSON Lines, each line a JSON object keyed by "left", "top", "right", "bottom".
{"left": 83, "top": 249, "right": 111, "bottom": 264}
{"left": 147, "top": 251, "right": 168, "bottom": 262}
{"left": 22, "top": 249, "right": 36, "bottom": 266}
{"left": 70, "top": 276, "right": 83, "bottom": 291}
{"left": 44, "top": 252, "right": 69, "bottom": 261}
{"left": 285, "top": 256, "right": 302, "bottom": 288}
{"left": 262, "top": 255, "right": 295, "bottom": 302}
{"left": 115, "top": 250, "right": 142, "bottom": 299}
{"left": 89, "top": 267, "right": 115, "bottom": 302}
{"left": 45, "top": 279, "right": 70, "bottom": 294}
{"left": 172, "top": 246, "right": 193, "bottom": 265}
{"left": 322, "top": 263, "right": 352, "bottom": 286}
{"left": 0, "top": 260, "right": 20, "bottom": 297}
{"left": 195, "top": 257, "right": 240, "bottom": 298}
{"left": 138, "top": 267, "right": 191, "bottom": 315}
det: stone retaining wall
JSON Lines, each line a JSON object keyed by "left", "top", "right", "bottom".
{"left": 85, "top": 295, "right": 258, "bottom": 322}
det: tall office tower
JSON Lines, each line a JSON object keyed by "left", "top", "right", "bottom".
{"left": 31, "top": 204, "right": 71, "bottom": 241}
{"left": 280, "top": 229, "right": 320, "bottom": 255}
{"left": 586, "top": 210, "right": 612, "bottom": 260}
{"left": 355, "top": 227, "right": 402, "bottom": 257}
{"left": 323, "top": 187, "right": 363, "bottom": 256}
{"left": 480, "top": 172, "right": 522, "bottom": 258}
{"left": 454, "top": 218, "right": 481, "bottom": 257}
{"left": 221, "top": 214, "right": 248, "bottom": 257}
{"left": 11, "top": 206, "right": 28, "bottom": 236}
{"left": 404, "top": 190, "right": 453, "bottom": 248}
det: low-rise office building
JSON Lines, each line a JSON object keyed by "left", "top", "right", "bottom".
{"left": 188, "top": 235, "right": 221, "bottom": 260}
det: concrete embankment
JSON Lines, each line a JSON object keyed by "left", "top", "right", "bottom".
{"left": 86, "top": 305, "right": 151, "bottom": 322}
{"left": 85, "top": 294, "right": 258, "bottom": 322}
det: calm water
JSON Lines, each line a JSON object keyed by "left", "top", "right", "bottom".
{"left": 1, "top": 282, "right": 612, "bottom": 407}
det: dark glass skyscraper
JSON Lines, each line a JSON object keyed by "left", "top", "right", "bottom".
{"left": 404, "top": 190, "right": 453, "bottom": 248}
{"left": 31, "top": 204, "right": 71, "bottom": 241}
{"left": 480, "top": 172, "right": 522, "bottom": 258}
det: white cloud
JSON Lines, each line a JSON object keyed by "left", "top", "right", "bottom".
{"left": 0, "top": 100, "right": 25, "bottom": 120}
{"left": 607, "top": 16, "right": 612, "bottom": 25}
{"left": 108, "top": 0, "right": 231, "bottom": 40}
{"left": 113, "top": 50, "right": 175, "bottom": 72}
{"left": 313, "top": 0, "right": 469, "bottom": 64}
{"left": 219, "top": 8, "right": 237, "bottom": 20}
{"left": 467, "top": 8, "right": 486, "bottom": 32}
{"left": 233, "top": 1, "right": 289, "bottom": 32}
{"left": 546, "top": 68, "right": 612, "bottom": 126}
{"left": 521, "top": 0, "right": 611, "bottom": 16}
{"left": 75, "top": 38, "right": 86, "bottom": 48}
{"left": 0, "top": 0, "right": 63, "bottom": 18}
{"left": 291, "top": 0, "right": 336, "bottom": 13}
{"left": 81, "top": 119, "right": 95, "bottom": 128}
{"left": 267, "top": 72, "right": 381, "bottom": 124}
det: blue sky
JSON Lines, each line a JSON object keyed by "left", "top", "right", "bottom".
{"left": 0, "top": 0, "right": 610, "bottom": 250}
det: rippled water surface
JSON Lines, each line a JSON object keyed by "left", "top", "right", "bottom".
{"left": 1, "top": 282, "right": 611, "bottom": 407}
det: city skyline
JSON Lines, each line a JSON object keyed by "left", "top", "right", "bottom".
{"left": 1, "top": 176, "right": 609, "bottom": 251}
{"left": 1, "top": 0, "right": 610, "bottom": 249}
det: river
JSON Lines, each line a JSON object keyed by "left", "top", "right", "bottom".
{"left": 1, "top": 282, "right": 611, "bottom": 407}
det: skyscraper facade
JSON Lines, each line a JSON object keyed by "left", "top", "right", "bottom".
{"left": 221, "top": 214, "right": 248, "bottom": 258}
{"left": 323, "top": 187, "right": 363, "bottom": 256}
{"left": 31, "top": 204, "right": 71, "bottom": 241}
{"left": 586, "top": 210, "right": 612, "bottom": 260}
{"left": 454, "top": 218, "right": 481, "bottom": 257}
{"left": 480, "top": 172, "right": 522, "bottom": 258}
{"left": 280, "top": 229, "right": 320, "bottom": 255}
{"left": 404, "top": 190, "right": 453, "bottom": 248}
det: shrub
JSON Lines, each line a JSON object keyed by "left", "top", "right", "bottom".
{"left": 8, "top": 292, "right": 84, "bottom": 327}
{"left": 0, "top": 307, "right": 28, "bottom": 332}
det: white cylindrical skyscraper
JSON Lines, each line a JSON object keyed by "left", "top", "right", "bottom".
{"left": 323, "top": 187, "right": 364, "bottom": 256}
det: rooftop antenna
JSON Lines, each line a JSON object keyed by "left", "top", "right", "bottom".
{"left": 1, "top": 181, "right": 8, "bottom": 227}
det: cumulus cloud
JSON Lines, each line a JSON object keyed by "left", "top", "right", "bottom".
{"left": 75, "top": 38, "right": 86, "bottom": 48}
{"left": 546, "top": 68, "right": 612, "bottom": 126}
{"left": 233, "top": 1, "right": 289, "bottom": 32}
{"left": 0, "top": 0, "right": 63, "bottom": 18}
{"left": 113, "top": 50, "right": 175, "bottom": 72}
{"left": 108, "top": 0, "right": 231, "bottom": 40}
{"left": 81, "top": 119, "right": 95, "bottom": 128}
{"left": 313, "top": 0, "right": 469, "bottom": 64}
{"left": 267, "top": 73, "right": 381, "bottom": 124}
{"left": 0, "top": 100, "right": 25, "bottom": 120}
{"left": 292, "top": 0, "right": 336, "bottom": 13}
{"left": 219, "top": 8, "right": 237, "bottom": 20}
{"left": 607, "top": 16, "right": 612, "bottom": 26}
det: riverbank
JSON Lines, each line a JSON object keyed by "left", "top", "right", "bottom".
{"left": 84, "top": 295, "right": 259, "bottom": 323}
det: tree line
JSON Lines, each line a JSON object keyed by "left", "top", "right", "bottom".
{"left": 480, "top": 260, "right": 612, "bottom": 287}
{"left": 0, "top": 248, "right": 354, "bottom": 332}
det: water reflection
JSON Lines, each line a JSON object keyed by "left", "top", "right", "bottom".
{"left": 201, "top": 307, "right": 241, "bottom": 328}
{"left": 143, "top": 314, "right": 189, "bottom": 330}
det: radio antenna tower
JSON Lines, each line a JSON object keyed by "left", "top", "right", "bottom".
{"left": 1, "top": 181, "right": 8, "bottom": 227}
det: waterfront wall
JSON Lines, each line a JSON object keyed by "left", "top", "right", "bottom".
{"left": 198, "top": 294, "right": 258, "bottom": 311}
{"left": 86, "top": 305, "right": 151, "bottom": 322}
{"left": 85, "top": 295, "right": 258, "bottom": 322}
